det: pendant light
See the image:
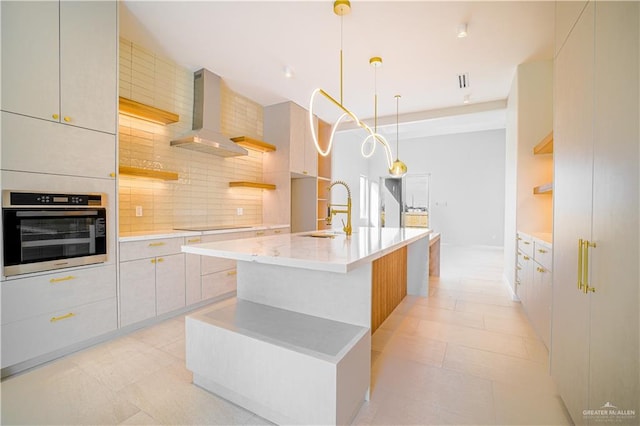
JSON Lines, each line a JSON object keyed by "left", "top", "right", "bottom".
{"left": 389, "top": 95, "right": 408, "bottom": 178}
{"left": 308, "top": 0, "right": 395, "bottom": 174}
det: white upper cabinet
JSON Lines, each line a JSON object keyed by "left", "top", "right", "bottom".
{"left": 265, "top": 102, "right": 318, "bottom": 177}
{"left": 1, "top": 1, "right": 60, "bottom": 122}
{"left": 1, "top": 0, "right": 117, "bottom": 134}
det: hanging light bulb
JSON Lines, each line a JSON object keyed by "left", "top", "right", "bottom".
{"left": 389, "top": 95, "right": 408, "bottom": 178}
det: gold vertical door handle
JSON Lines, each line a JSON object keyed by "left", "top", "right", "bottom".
{"left": 583, "top": 241, "right": 596, "bottom": 293}
{"left": 577, "top": 239, "right": 584, "bottom": 290}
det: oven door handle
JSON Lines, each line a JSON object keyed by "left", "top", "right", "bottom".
{"left": 16, "top": 210, "right": 99, "bottom": 217}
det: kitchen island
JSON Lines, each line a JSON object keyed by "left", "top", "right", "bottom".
{"left": 181, "top": 227, "right": 430, "bottom": 425}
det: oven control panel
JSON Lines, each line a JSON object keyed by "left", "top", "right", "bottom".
{"left": 2, "top": 191, "right": 104, "bottom": 207}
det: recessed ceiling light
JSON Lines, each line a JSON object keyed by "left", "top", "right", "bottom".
{"left": 283, "top": 66, "right": 294, "bottom": 79}
{"left": 457, "top": 23, "right": 468, "bottom": 38}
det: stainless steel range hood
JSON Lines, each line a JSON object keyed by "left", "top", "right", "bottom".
{"left": 171, "top": 69, "right": 247, "bottom": 157}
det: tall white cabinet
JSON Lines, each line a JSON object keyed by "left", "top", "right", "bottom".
{"left": 551, "top": 1, "right": 639, "bottom": 423}
{"left": 1, "top": 1, "right": 117, "bottom": 134}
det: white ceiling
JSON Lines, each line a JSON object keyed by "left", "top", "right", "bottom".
{"left": 120, "top": 1, "right": 555, "bottom": 137}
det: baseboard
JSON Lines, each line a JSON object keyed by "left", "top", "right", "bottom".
{"left": 503, "top": 272, "right": 520, "bottom": 302}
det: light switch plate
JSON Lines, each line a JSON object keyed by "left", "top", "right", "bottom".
{"left": 237, "top": 207, "right": 243, "bottom": 216}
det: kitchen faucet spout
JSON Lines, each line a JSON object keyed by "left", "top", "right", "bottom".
{"left": 327, "top": 180, "right": 352, "bottom": 236}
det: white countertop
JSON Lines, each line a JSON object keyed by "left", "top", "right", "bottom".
{"left": 182, "top": 227, "right": 431, "bottom": 273}
{"left": 119, "top": 224, "right": 289, "bottom": 242}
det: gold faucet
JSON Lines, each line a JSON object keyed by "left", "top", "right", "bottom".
{"left": 326, "top": 180, "right": 352, "bottom": 236}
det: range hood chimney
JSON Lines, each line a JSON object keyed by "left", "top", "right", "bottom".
{"left": 171, "top": 69, "right": 248, "bottom": 157}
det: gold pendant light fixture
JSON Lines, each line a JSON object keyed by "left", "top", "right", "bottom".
{"left": 389, "top": 95, "right": 408, "bottom": 178}
{"left": 308, "top": 0, "right": 406, "bottom": 177}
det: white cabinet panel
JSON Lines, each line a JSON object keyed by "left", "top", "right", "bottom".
{"left": 0, "top": 1, "right": 116, "bottom": 134}
{"left": 202, "top": 268, "right": 237, "bottom": 300}
{"left": 1, "top": 297, "right": 117, "bottom": 368}
{"left": 119, "top": 237, "right": 183, "bottom": 262}
{"left": 2, "top": 264, "right": 116, "bottom": 325}
{"left": 1, "top": 112, "right": 116, "bottom": 179}
{"left": 59, "top": 1, "right": 117, "bottom": 134}
{"left": 155, "top": 254, "right": 185, "bottom": 316}
{"left": 1, "top": 0, "right": 59, "bottom": 122}
{"left": 119, "top": 258, "right": 156, "bottom": 327}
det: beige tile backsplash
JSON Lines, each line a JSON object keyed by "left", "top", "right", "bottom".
{"left": 119, "top": 38, "right": 265, "bottom": 233}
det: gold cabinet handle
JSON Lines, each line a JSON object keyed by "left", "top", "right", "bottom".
{"left": 49, "top": 275, "right": 76, "bottom": 284}
{"left": 578, "top": 239, "right": 584, "bottom": 290}
{"left": 50, "top": 312, "right": 75, "bottom": 323}
{"left": 256, "top": 231, "right": 265, "bottom": 236}
{"left": 151, "top": 259, "right": 156, "bottom": 264}
{"left": 274, "top": 230, "right": 282, "bottom": 234}
{"left": 52, "top": 113, "right": 59, "bottom": 119}
{"left": 63, "top": 116, "right": 71, "bottom": 122}
{"left": 157, "top": 257, "right": 164, "bottom": 263}
{"left": 583, "top": 240, "right": 596, "bottom": 293}
{"left": 537, "top": 249, "right": 547, "bottom": 254}
{"left": 109, "top": 172, "right": 116, "bottom": 178}
{"left": 536, "top": 267, "right": 545, "bottom": 273}
{"left": 517, "top": 237, "right": 522, "bottom": 241}
{"left": 227, "top": 270, "right": 237, "bottom": 276}
{"left": 516, "top": 266, "right": 522, "bottom": 271}
{"left": 523, "top": 241, "right": 531, "bottom": 245}
{"left": 303, "top": 171, "right": 308, "bottom": 175}
{"left": 148, "top": 242, "right": 165, "bottom": 247}
{"left": 187, "top": 238, "right": 201, "bottom": 243}
{"left": 523, "top": 255, "right": 530, "bottom": 260}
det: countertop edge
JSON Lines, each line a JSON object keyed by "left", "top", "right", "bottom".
{"left": 119, "top": 224, "right": 290, "bottom": 242}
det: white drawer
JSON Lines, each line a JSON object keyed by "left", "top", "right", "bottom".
{"left": 1, "top": 264, "right": 116, "bottom": 325}
{"left": 119, "top": 237, "right": 183, "bottom": 261}
{"left": 1, "top": 297, "right": 117, "bottom": 368}
{"left": 202, "top": 256, "right": 236, "bottom": 275}
{"left": 534, "top": 240, "right": 553, "bottom": 269}
{"left": 202, "top": 268, "right": 237, "bottom": 300}
{"left": 517, "top": 232, "right": 534, "bottom": 257}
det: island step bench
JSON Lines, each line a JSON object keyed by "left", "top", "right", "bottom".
{"left": 186, "top": 300, "right": 370, "bottom": 425}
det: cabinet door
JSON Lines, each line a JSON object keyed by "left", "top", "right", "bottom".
{"left": 289, "top": 103, "right": 306, "bottom": 175}
{"left": 1, "top": 1, "right": 59, "bottom": 122}
{"left": 551, "top": 3, "right": 594, "bottom": 422}
{"left": 119, "top": 258, "right": 156, "bottom": 327}
{"left": 589, "top": 1, "right": 639, "bottom": 413}
{"left": 155, "top": 254, "right": 186, "bottom": 316}
{"left": 185, "top": 236, "right": 203, "bottom": 306}
{"left": 60, "top": 1, "right": 117, "bottom": 134}
{"left": 1, "top": 111, "right": 116, "bottom": 179}
{"left": 304, "top": 114, "right": 319, "bottom": 177}
{"left": 532, "top": 264, "right": 551, "bottom": 349}
{"left": 517, "top": 251, "right": 533, "bottom": 310}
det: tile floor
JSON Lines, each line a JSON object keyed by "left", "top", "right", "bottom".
{"left": 1, "top": 245, "right": 572, "bottom": 425}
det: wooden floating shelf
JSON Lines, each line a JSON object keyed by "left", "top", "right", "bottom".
{"left": 229, "top": 181, "right": 276, "bottom": 190}
{"left": 230, "top": 136, "right": 276, "bottom": 152}
{"left": 119, "top": 166, "right": 179, "bottom": 181}
{"left": 533, "top": 182, "right": 553, "bottom": 194}
{"left": 533, "top": 131, "right": 553, "bottom": 155}
{"left": 118, "top": 97, "right": 179, "bottom": 125}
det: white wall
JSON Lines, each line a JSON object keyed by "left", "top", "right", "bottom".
{"left": 341, "top": 128, "right": 507, "bottom": 246}
{"left": 504, "top": 75, "right": 519, "bottom": 293}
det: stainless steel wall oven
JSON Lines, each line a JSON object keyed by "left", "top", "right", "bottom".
{"left": 2, "top": 191, "right": 107, "bottom": 276}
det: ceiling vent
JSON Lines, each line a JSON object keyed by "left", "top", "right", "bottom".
{"left": 458, "top": 73, "right": 470, "bottom": 89}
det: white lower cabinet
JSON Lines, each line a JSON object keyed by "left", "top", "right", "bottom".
{"left": 119, "top": 237, "right": 186, "bottom": 327}
{"left": 119, "top": 258, "right": 156, "bottom": 327}
{"left": 155, "top": 254, "right": 185, "bottom": 316}
{"left": 516, "top": 231, "right": 552, "bottom": 349}
{"left": 202, "top": 268, "right": 237, "bottom": 300}
{"left": 1, "top": 264, "right": 117, "bottom": 369}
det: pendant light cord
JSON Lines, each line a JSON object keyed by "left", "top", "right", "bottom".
{"left": 340, "top": 14, "right": 344, "bottom": 105}
{"left": 395, "top": 95, "right": 400, "bottom": 160}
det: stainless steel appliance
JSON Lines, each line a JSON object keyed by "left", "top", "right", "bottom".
{"left": 2, "top": 191, "right": 107, "bottom": 276}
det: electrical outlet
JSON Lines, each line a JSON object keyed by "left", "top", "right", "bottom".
{"left": 135, "top": 206, "right": 143, "bottom": 217}
{"left": 237, "top": 207, "right": 243, "bottom": 216}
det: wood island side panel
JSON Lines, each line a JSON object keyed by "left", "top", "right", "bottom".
{"left": 371, "top": 246, "right": 407, "bottom": 333}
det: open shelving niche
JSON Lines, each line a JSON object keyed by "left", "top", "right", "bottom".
{"left": 533, "top": 131, "right": 553, "bottom": 194}
{"left": 316, "top": 120, "right": 332, "bottom": 230}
